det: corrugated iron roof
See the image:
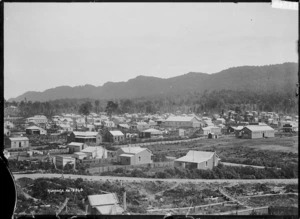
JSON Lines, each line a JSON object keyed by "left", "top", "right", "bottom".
{"left": 244, "top": 125, "right": 274, "bottom": 132}
{"left": 109, "top": 130, "right": 124, "bottom": 136}
{"left": 120, "top": 146, "right": 147, "bottom": 154}
{"left": 142, "top": 128, "right": 162, "bottom": 134}
{"left": 165, "top": 116, "right": 195, "bottom": 122}
{"left": 68, "top": 142, "right": 84, "bottom": 147}
{"left": 94, "top": 204, "right": 124, "bottom": 215}
{"left": 88, "top": 193, "right": 119, "bottom": 207}
{"left": 73, "top": 131, "right": 99, "bottom": 137}
{"left": 175, "top": 150, "right": 215, "bottom": 163}
{"left": 9, "top": 137, "right": 29, "bottom": 141}
{"left": 119, "top": 154, "right": 134, "bottom": 157}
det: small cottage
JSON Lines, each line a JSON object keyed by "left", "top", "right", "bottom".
{"left": 116, "top": 146, "right": 153, "bottom": 165}
{"left": 5, "top": 137, "right": 30, "bottom": 149}
{"left": 174, "top": 150, "right": 220, "bottom": 170}
{"left": 104, "top": 130, "right": 125, "bottom": 143}
{"left": 67, "top": 142, "right": 88, "bottom": 153}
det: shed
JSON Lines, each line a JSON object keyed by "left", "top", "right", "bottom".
{"left": 67, "top": 142, "right": 87, "bottom": 153}
{"left": 5, "top": 137, "right": 29, "bottom": 149}
{"left": 87, "top": 193, "right": 124, "bottom": 215}
{"left": 140, "top": 128, "right": 163, "bottom": 138}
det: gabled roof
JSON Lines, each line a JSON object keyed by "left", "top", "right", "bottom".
{"left": 26, "top": 125, "right": 45, "bottom": 130}
{"left": 118, "top": 124, "right": 130, "bottom": 129}
{"left": 142, "top": 128, "right": 162, "bottom": 134}
{"left": 119, "top": 154, "right": 134, "bottom": 157}
{"left": 201, "top": 126, "right": 212, "bottom": 131}
{"left": 109, "top": 130, "right": 124, "bottom": 136}
{"left": 136, "top": 121, "right": 148, "bottom": 125}
{"left": 175, "top": 150, "right": 216, "bottom": 163}
{"left": 120, "top": 146, "right": 149, "bottom": 155}
{"left": 94, "top": 205, "right": 124, "bottom": 215}
{"left": 88, "top": 193, "right": 119, "bottom": 207}
{"left": 74, "top": 152, "right": 88, "bottom": 157}
{"left": 165, "top": 116, "right": 195, "bottom": 122}
{"left": 9, "top": 137, "right": 29, "bottom": 141}
{"left": 68, "top": 142, "right": 84, "bottom": 147}
{"left": 73, "top": 131, "right": 99, "bottom": 137}
{"left": 243, "top": 125, "right": 274, "bottom": 132}
{"left": 82, "top": 146, "right": 105, "bottom": 153}
{"left": 230, "top": 126, "right": 244, "bottom": 131}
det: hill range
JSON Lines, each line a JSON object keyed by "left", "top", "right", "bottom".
{"left": 8, "top": 62, "right": 298, "bottom": 102}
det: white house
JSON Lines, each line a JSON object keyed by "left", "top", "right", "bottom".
{"left": 174, "top": 150, "right": 220, "bottom": 170}
{"left": 26, "top": 115, "right": 48, "bottom": 124}
{"left": 116, "top": 146, "right": 153, "bottom": 165}
{"left": 74, "top": 146, "right": 107, "bottom": 160}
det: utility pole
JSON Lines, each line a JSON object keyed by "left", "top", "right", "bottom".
{"left": 123, "top": 192, "right": 127, "bottom": 212}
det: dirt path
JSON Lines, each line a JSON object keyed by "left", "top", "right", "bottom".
{"left": 221, "top": 162, "right": 281, "bottom": 170}
{"left": 154, "top": 181, "right": 180, "bottom": 197}
{"left": 13, "top": 173, "right": 298, "bottom": 185}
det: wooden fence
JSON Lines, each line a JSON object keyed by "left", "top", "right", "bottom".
{"left": 123, "top": 137, "right": 204, "bottom": 148}
{"left": 87, "top": 161, "right": 174, "bottom": 174}
{"left": 80, "top": 158, "right": 117, "bottom": 167}
{"left": 147, "top": 201, "right": 237, "bottom": 214}
{"left": 218, "top": 206, "right": 269, "bottom": 215}
{"left": 42, "top": 148, "right": 69, "bottom": 155}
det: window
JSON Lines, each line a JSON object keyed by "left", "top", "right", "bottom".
{"left": 205, "top": 161, "right": 208, "bottom": 167}
{"left": 139, "top": 156, "right": 141, "bottom": 162}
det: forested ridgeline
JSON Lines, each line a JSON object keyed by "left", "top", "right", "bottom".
{"left": 5, "top": 89, "right": 298, "bottom": 118}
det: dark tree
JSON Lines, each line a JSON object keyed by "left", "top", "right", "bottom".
{"left": 79, "top": 101, "right": 92, "bottom": 116}
{"left": 95, "top": 100, "right": 100, "bottom": 114}
{"left": 105, "top": 101, "right": 118, "bottom": 117}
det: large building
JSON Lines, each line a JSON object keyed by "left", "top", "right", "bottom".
{"left": 174, "top": 150, "right": 220, "bottom": 170}
{"left": 67, "top": 131, "right": 102, "bottom": 145}
{"left": 239, "top": 125, "right": 275, "bottom": 139}
{"left": 116, "top": 147, "right": 153, "bottom": 165}
{"left": 164, "top": 116, "right": 201, "bottom": 128}
{"left": 26, "top": 115, "right": 48, "bottom": 124}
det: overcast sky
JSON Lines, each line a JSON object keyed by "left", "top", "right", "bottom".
{"left": 4, "top": 3, "right": 298, "bottom": 99}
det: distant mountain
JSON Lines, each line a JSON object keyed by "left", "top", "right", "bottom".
{"left": 8, "top": 63, "right": 298, "bottom": 102}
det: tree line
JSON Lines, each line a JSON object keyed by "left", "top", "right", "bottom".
{"left": 4, "top": 89, "right": 298, "bottom": 118}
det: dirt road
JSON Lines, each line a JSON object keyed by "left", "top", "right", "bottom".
{"left": 12, "top": 173, "right": 298, "bottom": 185}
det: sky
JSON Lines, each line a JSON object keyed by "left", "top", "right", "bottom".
{"left": 4, "top": 3, "right": 298, "bottom": 99}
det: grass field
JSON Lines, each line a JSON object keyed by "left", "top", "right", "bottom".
{"left": 143, "top": 136, "right": 298, "bottom": 168}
